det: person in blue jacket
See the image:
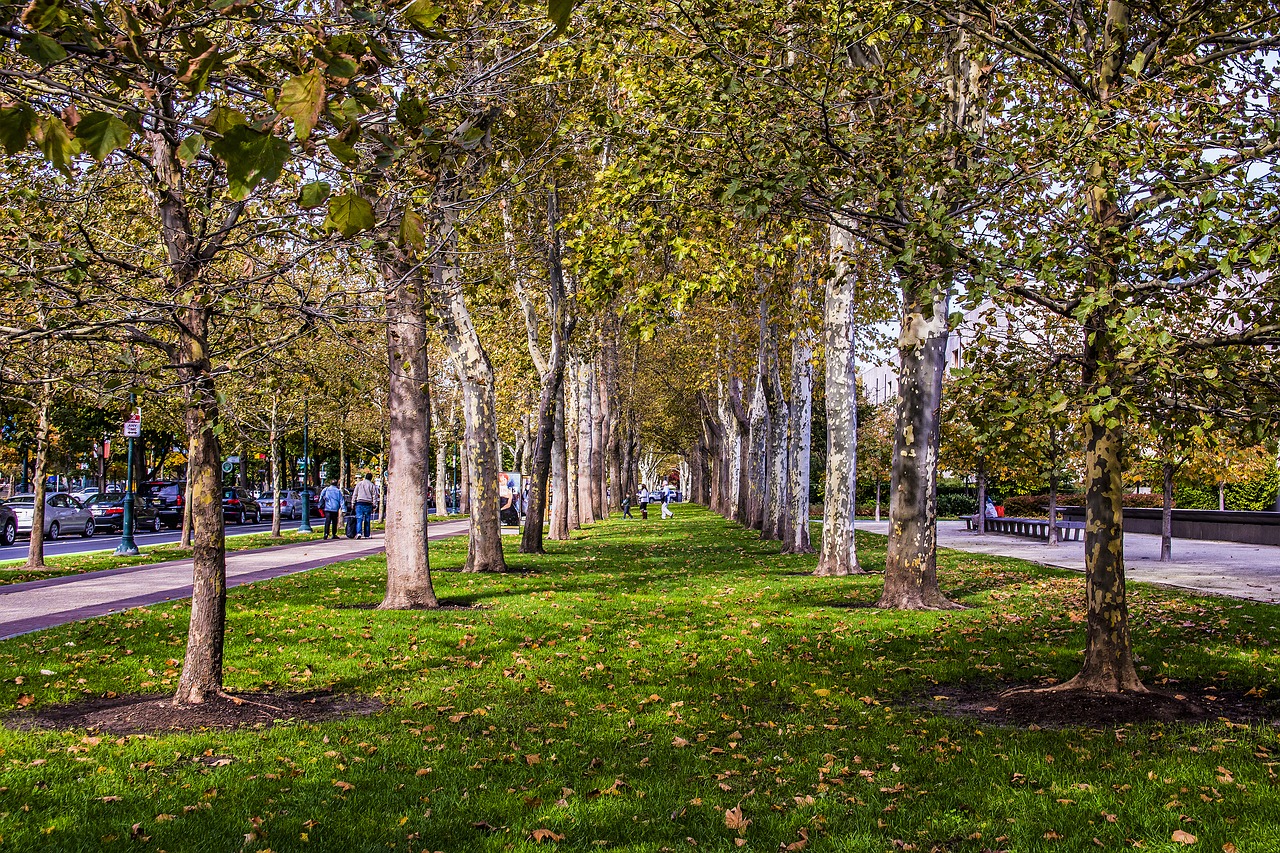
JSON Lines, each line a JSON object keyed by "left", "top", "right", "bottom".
{"left": 319, "top": 479, "right": 345, "bottom": 539}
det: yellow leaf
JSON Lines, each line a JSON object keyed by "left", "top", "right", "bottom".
{"left": 813, "top": 688, "right": 830, "bottom": 697}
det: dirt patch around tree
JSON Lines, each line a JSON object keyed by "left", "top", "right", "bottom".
{"left": 916, "top": 682, "right": 1279, "bottom": 728}
{"left": 6, "top": 690, "right": 384, "bottom": 735}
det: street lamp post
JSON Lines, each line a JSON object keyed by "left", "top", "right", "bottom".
{"left": 114, "top": 393, "right": 140, "bottom": 556}
{"left": 298, "top": 398, "right": 313, "bottom": 533}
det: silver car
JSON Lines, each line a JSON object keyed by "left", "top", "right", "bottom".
{"left": 260, "top": 489, "right": 304, "bottom": 520}
{"left": 5, "top": 493, "right": 96, "bottom": 539}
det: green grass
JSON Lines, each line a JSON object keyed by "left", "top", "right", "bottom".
{"left": 0, "top": 528, "right": 331, "bottom": 585}
{"left": 1, "top": 504, "right": 1277, "bottom": 852}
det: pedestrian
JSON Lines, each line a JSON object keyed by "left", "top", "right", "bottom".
{"left": 638, "top": 483, "right": 649, "bottom": 519}
{"left": 661, "top": 484, "right": 674, "bottom": 519}
{"left": 352, "top": 472, "right": 378, "bottom": 539}
{"left": 621, "top": 494, "right": 632, "bottom": 519}
{"left": 319, "top": 478, "right": 344, "bottom": 539}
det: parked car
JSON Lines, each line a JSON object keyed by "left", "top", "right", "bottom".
{"left": 4, "top": 493, "right": 96, "bottom": 539}
{"left": 0, "top": 502, "right": 17, "bottom": 546}
{"left": 84, "top": 493, "right": 163, "bottom": 533}
{"left": 143, "top": 481, "right": 186, "bottom": 529}
{"left": 222, "top": 488, "right": 262, "bottom": 524}
{"left": 260, "top": 489, "right": 304, "bottom": 520}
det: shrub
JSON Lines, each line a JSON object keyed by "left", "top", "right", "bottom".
{"left": 936, "top": 493, "right": 976, "bottom": 518}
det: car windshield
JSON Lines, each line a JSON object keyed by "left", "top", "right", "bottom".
{"left": 223, "top": 489, "right": 239, "bottom": 499}
{"left": 260, "top": 491, "right": 274, "bottom": 500}
{"left": 158, "top": 485, "right": 181, "bottom": 497}
{"left": 85, "top": 495, "right": 119, "bottom": 506}
{"left": 5, "top": 496, "right": 34, "bottom": 506}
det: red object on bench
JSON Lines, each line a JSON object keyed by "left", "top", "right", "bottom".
{"left": 995, "top": 505, "right": 1005, "bottom": 517}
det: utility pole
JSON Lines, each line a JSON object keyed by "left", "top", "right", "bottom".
{"left": 114, "top": 394, "right": 141, "bottom": 556}
{"left": 298, "top": 398, "right": 313, "bottom": 533}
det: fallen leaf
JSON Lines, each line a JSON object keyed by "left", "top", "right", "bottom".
{"left": 783, "top": 828, "right": 810, "bottom": 851}
{"left": 333, "top": 780, "right": 354, "bottom": 792}
{"left": 1223, "top": 844, "right": 1238, "bottom": 853}
{"left": 100, "top": 796, "right": 122, "bottom": 803}
{"left": 525, "top": 754, "right": 542, "bottom": 765}
{"left": 16, "top": 695, "right": 34, "bottom": 707}
{"left": 724, "top": 805, "right": 750, "bottom": 833}
{"left": 1172, "top": 831, "right": 1197, "bottom": 844}
{"left": 531, "top": 828, "right": 564, "bottom": 843}
{"left": 672, "top": 736, "right": 690, "bottom": 748}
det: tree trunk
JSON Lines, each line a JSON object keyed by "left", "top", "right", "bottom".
{"left": 459, "top": 421, "right": 471, "bottom": 516}
{"left": 874, "top": 482, "right": 881, "bottom": 523}
{"left": 975, "top": 458, "right": 987, "bottom": 535}
{"left": 591, "top": 358, "right": 606, "bottom": 518}
{"left": 1053, "top": 311, "right": 1145, "bottom": 694}
{"left": 730, "top": 376, "right": 751, "bottom": 527}
{"left": 1160, "top": 460, "right": 1173, "bottom": 562}
{"left": 379, "top": 256, "right": 438, "bottom": 609}
{"left": 174, "top": 306, "right": 229, "bottom": 705}
{"left": 576, "top": 360, "right": 596, "bottom": 525}
{"left": 270, "top": 395, "right": 282, "bottom": 538}
{"left": 786, "top": 321, "right": 814, "bottom": 554}
{"left": 817, "top": 225, "right": 860, "bottom": 575}
{"left": 746, "top": 301, "right": 771, "bottom": 532}
{"left": 23, "top": 392, "right": 50, "bottom": 570}
{"left": 549, "top": 387, "right": 570, "bottom": 540}
{"left": 450, "top": 349, "right": 506, "bottom": 573}
{"left": 763, "top": 321, "right": 789, "bottom": 542}
{"left": 878, "top": 268, "right": 959, "bottom": 610}
{"left": 1218, "top": 482, "right": 1225, "bottom": 512}
{"left": 566, "top": 358, "right": 580, "bottom": 530}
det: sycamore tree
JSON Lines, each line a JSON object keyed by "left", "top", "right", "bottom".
{"left": 942, "top": 0, "right": 1280, "bottom": 693}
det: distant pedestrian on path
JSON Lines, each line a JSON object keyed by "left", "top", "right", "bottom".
{"left": 621, "top": 495, "right": 632, "bottom": 519}
{"left": 638, "top": 484, "right": 649, "bottom": 519}
{"left": 352, "top": 473, "right": 378, "bottom": 539}
{"left": 319, "top": 479, "right": 344, "bottom": 539}
{"left": 661, "top": 485, "right": 674, "bottom": 519}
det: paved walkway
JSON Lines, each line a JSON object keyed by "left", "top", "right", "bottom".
{"left": 859, "top": 519, "right": 1280, "bottom": 603}
{"left": 0, "top": 519, "right": 470, "bottom": 640}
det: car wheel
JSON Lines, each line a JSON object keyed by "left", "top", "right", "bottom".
{"left": 238, "top": 510, "right": 246, "bottom": 525}
{"left": 1, "top": 519, "right": 15, "bottom": 547}
{"left": 48, "top": 521, "right": 59, "bottom": 541}
{"left": 82, "top": 518, "right": 95, "bottom": 538}
{"left": 152, "top": 516, "right": 162, "bottom": 533}
{"left": 254, "top": 511, "right": 261, "bottom": 523}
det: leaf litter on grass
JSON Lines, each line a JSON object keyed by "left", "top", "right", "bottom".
{"left": 0, "top": 507, "right": 1278, "bottom": 852}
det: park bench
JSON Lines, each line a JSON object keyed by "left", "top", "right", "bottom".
{"left": 964, "top": 516, "right": 1083, "bottom": 542}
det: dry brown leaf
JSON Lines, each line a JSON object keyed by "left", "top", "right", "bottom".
{"left": 531, "top": 828, "right": 564, "bottom": 843}
{"left": 333, "top": 780, "right": 354, "bottom": 792}
{"left": 724, "top": 805, "right": 751, "bottom": 833}
{"left": 525, "top": 754, "right": 542, "bottom": 765}
{"left": 16, "top": 695, "right": 33, "bottom": 707}
{"left": 672, "top": 736, "right": 690, "bottom": 748}
{"left": 1222, "top": 844, "right": 1238, "bottom": 853}
{"left": 1172, "top": 831, "right": 1197, "bottom": 844}
{"left": 782, "top": 828, "right": 810, "bottom": 851}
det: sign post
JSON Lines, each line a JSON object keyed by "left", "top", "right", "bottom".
{"left": 114, "top": 400, "right": 141, "bottom": 556}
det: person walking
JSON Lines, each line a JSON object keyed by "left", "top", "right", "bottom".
{"left": 638, "top": 484, "right": 649, "bottom": 520}
{"left": 621, "top": 494, "right": 632, "bottom": 519}
{"left": 660, "top": 484, "right": 674, "bottom": 519}
{"left": 352, "top": 472, "right": 378, "bottom": 540}
{"left": 319, "top": 479, "right": 345, "bottom": 539}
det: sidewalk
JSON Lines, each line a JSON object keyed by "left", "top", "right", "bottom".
{"left": 0, "top": 519, "right": 470, "bottom": 640}
{"left": 859, "top": 519, "right": 1280, "bottom": 603}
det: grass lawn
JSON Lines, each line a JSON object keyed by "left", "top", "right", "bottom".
{"left": 1, "top": 505, "right": 1277, "bottom": 852}
{"left": 0, "top": 528, "right": 333, "bottom": 586}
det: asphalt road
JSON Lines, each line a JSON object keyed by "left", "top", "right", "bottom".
{"left": 0, "top": 517, "right": 306, "bottom": 562}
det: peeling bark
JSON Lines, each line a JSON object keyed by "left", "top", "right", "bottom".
{"left": 817, "top": 225, "right": 861, "bottom": 575}
{"left": 878, "top": 268, "right": 959, "bottom": 610}
{"left": 786, "top": 321, "right": 814, "bottom": 554}
{"left": 379, "top": 253, "right": 437, "bottom": 609}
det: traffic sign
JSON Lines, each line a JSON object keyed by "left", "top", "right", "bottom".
{"left": 123, "top": 414, "right": 141, "bottom": 437}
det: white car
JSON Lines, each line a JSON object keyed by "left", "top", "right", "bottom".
{"left": 260, "top": 489, "right": 304, "bottom": 520}
{"left": 5, "top": 493, "right": 96, "bottom": 539}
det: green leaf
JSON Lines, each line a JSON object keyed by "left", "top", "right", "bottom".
{"left": 278, "top": 71, "right": 325, "bottom": 140}
{"left": 19, "top": 33, "right": 67, "bottom": 66}
{"left": 324, "top": 192, "right": 375, "bottom": 237}
{"left": 325, "top": 55, "right": 359, "bottom": 79}
{"left": 176, "top": 133, "right": 206, "bottom": 164}
{"left": 36, "top": 116, "right": 75, "bottom": 174}
{"left": 325, "top": 137, "right": 359, "bottom": 165}
{"left": 403, "top": 0, "right": 444, "bottom": 34}
{"left": 0, "top": 105, "right": 37, "bottom": 155}
{"left": 298, "top": 181, "right": 331, "bottom": 209}
{"left": 210, "top": 125, "right": 290, "bottom": 201}
{"left": 74, "top": 112, "right": 133, "bottom": 161}
{"left": 399, "top": 208, "right": 425, "bottom": 249}
{"left": 205, "top": 106, "right": 247, "bottom": 135}
{"left": 548, "top": 0, "right": 575, "bottom": 34}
